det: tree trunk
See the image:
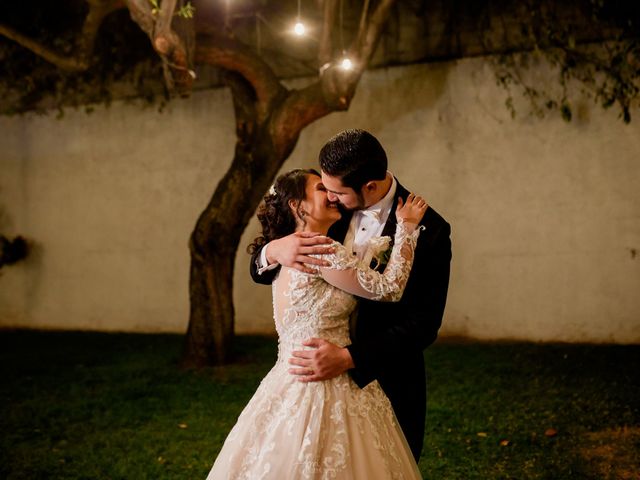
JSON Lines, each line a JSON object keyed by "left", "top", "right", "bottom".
{"left": 181, "top": 123, "right": 292, "bottom": 366}
{"left": 183, "top": 248, "right": 235, "bottom": 367}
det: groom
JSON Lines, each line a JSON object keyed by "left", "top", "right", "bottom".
{"left": 249, "top": 129, "right": 452, "bottom": 460}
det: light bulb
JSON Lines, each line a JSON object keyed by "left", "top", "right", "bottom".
{"left": 293, "top": 21, "right": 306, "bottom": 36}
{"left": 340, "top": 57, "right": 353, "bottom": 71}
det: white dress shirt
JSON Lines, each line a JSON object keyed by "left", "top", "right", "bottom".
{"left": 344, "top": 174, "right": 397, "bottom": 261}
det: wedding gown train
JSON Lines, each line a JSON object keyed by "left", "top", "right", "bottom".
{"left": 207, "top": 221, "right": 423, "bottom": 479}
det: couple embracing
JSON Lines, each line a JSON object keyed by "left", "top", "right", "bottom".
{"left": 207, "top": 129, "right": 452, "bottom": 479}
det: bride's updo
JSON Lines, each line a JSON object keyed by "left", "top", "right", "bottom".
{"left": 248, "top": 168, "right": 320, "bottom": 254}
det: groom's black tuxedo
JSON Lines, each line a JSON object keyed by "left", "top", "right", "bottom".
{"left": 249, "top": 180, "right": 452, "bottom": 460}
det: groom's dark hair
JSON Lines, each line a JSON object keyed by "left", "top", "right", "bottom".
{"left": 319, "top": 129, "right": 387, "bottom": 191}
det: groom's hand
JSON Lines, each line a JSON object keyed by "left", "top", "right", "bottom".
{"left": 266, "top": 232, "right": 334, "bottom": 274}
{"left": 289, "top": 338, "right": 355, "bottom": 382}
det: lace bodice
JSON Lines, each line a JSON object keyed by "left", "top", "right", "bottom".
{"left": 272, "top": 221, "right": 422, "bottom": 360}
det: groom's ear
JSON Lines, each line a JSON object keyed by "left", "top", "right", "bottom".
{"left": 363, "top": 181, "right": 377, "bottom": 194}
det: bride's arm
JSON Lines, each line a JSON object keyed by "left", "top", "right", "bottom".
{"left": 320, "top": 220, "right": 423, "bottom": 301}
{"left": 319, "top": 194, "right": 427, "bottom": 301}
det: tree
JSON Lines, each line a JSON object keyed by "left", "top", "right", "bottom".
{"left": 178, "top": 1, "right": 399, "bottom": 367}
{"left": 1, "top": 0, "right": 638, "bottom": 367}
{"left": 485, "top": 1, "right": 640, "bottom": 123}
{"left": 1, "top": 0, "right": 399, "bottom": 366}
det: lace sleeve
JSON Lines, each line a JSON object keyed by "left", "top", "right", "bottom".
{"left": 320, "top": 220, "right": 423, "bottom": 302}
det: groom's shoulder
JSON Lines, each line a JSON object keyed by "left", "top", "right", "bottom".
{"left": 423, "top": 205, "right": 449, "bottom": 228}
{"left": 419, "top": 206, "right": 450, "bottom": 247}
{"left": 394, "top": 178, "right": 450, "bottom": 229}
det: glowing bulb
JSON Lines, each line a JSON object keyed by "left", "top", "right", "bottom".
{"left": 340, "top": 57, "right": 353, "bottom": 71}
{"left": 293, "top": 21, "right": 306, "bottom": 36}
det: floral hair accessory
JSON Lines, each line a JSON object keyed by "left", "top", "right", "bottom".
{"left": 268, "top": 184, "right": 277, "bottom": 196}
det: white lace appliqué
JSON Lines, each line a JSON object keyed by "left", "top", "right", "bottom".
{"left": 323, "top": 220, "right": 423, "bottom": 302}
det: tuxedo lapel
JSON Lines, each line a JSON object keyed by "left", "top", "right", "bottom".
{"left": 380, "top": 180, "right": 409, "bottom": 240}
{"left": 374, "top": 180, "right": 409, "bottom": 272}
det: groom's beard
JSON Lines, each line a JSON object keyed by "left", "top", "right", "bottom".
{"left": 338, "top": 191, "right": 366, "bottom": 213}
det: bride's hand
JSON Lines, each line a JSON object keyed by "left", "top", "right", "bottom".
{"left": 396, "top": 193, "right": 428, "bottom": 225}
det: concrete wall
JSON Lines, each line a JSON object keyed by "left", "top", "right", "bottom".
{"left": 1, "top": 56, "right": 639, "bottom": 343}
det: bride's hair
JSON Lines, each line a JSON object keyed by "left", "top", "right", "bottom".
{"left": 248, "top": 168, "right": 320, "bottom": 254}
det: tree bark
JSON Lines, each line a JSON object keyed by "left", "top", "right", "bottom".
{"left": 0, "top": 0, "right": 123, "bottom": 72}
{"left": 184, "top": 248, "right": 235, "bottom": 366}
{"left": 182, "top": 135, "right": 287, "bottom": 367}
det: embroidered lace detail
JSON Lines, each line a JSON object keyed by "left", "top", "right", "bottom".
{"left": 323, "top": 220, "right": 423, "bottom": 302}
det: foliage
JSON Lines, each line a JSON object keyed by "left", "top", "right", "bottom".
{"left": 489, "top": 0, "right": 640, "bottom": 123}
{"left": 0, "top": 1, "right": 163, "bottom": 115}
{"left": 175, "top": 3, "right": 195, "bottom": 20}
{"left": 0, "top": 235, "right": 28, "bottom": 268}
{"left": 148, "top": 0, "right": 194, "bottom": 19}
{"left": 1, "top": 331, "right": 638, "bottom": 479}
{"left": 1, "top": 0, "right": 638, "bottom": 121}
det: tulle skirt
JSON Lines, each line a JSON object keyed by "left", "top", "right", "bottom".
{"left": 206, "top": 362, "right": 422, "bottom": 480}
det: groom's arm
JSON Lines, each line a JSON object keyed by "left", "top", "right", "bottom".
{"left": 249, "top": 233, "right": 335, "bottom": 285}
{"left": 347, "top": 216, "right": 452, "bottom": 387}
{"left": 249, "top": 244, "right": 279, "bottom": 285}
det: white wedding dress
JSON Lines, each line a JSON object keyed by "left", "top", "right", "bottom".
{"left": 207, "top": 221, "right": 423, "bottom": 480}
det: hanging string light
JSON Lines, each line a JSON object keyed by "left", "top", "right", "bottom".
{"left": 340, "top": 56, "right": 353, "bottom": 70}
{"left": 338, "top": 0, "right": 353, "bottom": 71}
{"left": 224, "top": 0, "right": 231, "bottom": 30}
{"left": 292, "top": 0, "right": 306, "bottom": 36}
{"left": 293, "top": 21, "right": 306, "bottom": 36}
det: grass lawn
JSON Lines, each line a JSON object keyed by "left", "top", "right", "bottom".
{"left": 0, "top": 331, "right": 638, "bottom": 479}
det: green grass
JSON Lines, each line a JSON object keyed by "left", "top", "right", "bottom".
{"left": 0, "top": 331, "right": 638, "bottom": 479}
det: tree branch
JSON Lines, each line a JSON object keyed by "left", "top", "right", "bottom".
{"left": 77, "top": 0, "right": 124, "bottom": 62}
{"left": 124, "top": 0, "right": 154, "bottom": 37}
{"left": 124, "top": 0, "right": 193, "bottom": 94}
{"left": 271, "top": 0, "right": 398, "bottom": 157}
{"left": 224, "top": 71, "right": 259, "bottom": 148}
{"left": 270, "top": 82, "right": 332, "bottom": 158}
{"left": 318, "top": 0, "right": 339, "bottom": 67}
{"left": 352, "top": 0, "right": 396, "bottom": 69}
{"left": 355, "top": 0, "right": 371, "bottom": 52}
{"left": 195, "top": 32, "right": 286, "bottom": 121}
{"left": 0, "top": 23, "right": 87, "bottom": 71}
{"left": 0, "top": 0, "right": 123, "bottom": 72}
{"left": 155, "top": 0, "right": 177, "bottom": 43}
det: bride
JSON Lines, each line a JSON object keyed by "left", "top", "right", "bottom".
{"left": 207, "top": 168, "right": 427, "bottom": 479}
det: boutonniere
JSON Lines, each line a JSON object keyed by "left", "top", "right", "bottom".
{"left": 364, "top": 235, "right": 392, "bottom": 271}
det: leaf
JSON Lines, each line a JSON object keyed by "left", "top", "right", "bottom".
{"left": 477, "top": 432, "right": 488, "bottom": 438}
{"left": 545, "top": 428, "right": 558, "bottom": 437}
{"left": 176, "top": 3, "right": 196, "bottom": 19}
{"left": 561, "top": 103, "right": 572, "bottom": 122}
{"left": 178, "top": 423, "right": 188, "bottom": 429}
{"left": 499, "top": 439, "right": 510, "bottom": 446}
